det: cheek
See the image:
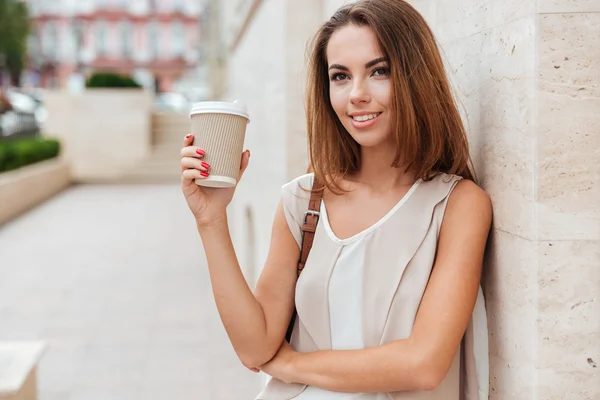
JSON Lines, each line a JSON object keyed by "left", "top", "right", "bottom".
{"left": 329, "top": 85, "right": 350, "bottom": 118}
{"left": 369, "top": 80, "right": 392, "bottom": 106}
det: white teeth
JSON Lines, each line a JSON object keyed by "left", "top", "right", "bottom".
{"left": 352, "top": 113, "right": 380, "bottom": 122}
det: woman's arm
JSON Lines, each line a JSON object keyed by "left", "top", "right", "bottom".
{"left": 199, "top": 200, "right": 300, "bottom": 369}
{"left": 263, "top": 180, "right": 493, "bottom": 392}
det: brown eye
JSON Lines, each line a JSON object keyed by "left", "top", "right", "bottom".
{"left": 330, "top": 73, "right": 348, "bottom": 82}
{"left": 372, "top": 67, "right": 390, "bottom": 77}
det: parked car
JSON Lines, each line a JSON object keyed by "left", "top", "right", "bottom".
{"left": 7, "top": 90, "right": 48, "bottom": 125}
{"left": 0, "top": 90, "right": 43, "bottom": 139}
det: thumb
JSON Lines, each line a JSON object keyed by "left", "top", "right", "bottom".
{"left": 238, "top": 150, "right": 250, "bottom": 181}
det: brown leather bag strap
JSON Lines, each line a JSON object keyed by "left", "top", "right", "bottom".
{"left": 297, "top": 176, "right": 324, "bottom": 277}
{"left": 286, "top": 175, "right": 324, "bottom": 342}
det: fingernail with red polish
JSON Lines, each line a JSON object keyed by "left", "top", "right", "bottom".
{"left": 201, "top": 162, "right": 210, "bottom": 169}
{"left": 185, "top": 134, "right": 191, "bottom": 139}
{"left": 196, "top": 149, "right": 205, "bottom": 156}
{"left": 200, "top": 171, "right": 209, "bottom": 177}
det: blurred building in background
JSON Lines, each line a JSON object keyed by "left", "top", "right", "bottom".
{"left": 23, "top": 0, "right": 205, "bottom": 93}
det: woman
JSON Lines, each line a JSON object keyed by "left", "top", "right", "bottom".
{"left": 180, "top": 1, "right": 492, "bottom": 399}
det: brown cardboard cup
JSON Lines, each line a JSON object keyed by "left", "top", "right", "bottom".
{"left": 189, "top": 101, "right": 250, "bottom": 188}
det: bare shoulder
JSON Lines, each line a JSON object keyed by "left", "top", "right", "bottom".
{"left": 443, "top": 179, "right": 493, "bottom": 232}
{"left": 433, "top": 179, "right": 492, "bottom": 276}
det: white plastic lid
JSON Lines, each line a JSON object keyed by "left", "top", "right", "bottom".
{"left": 189, "top": 100, "right": 250, "bottom": 121}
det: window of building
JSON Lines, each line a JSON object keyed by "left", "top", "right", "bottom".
{"left": 96, "top": 20, "right": 107, "bottom": 57}
{"left": 121, "top": 20, "right": 132, "bottom": 59}
{"left": 173, "top": 0, "right": 185, "bottom": 12}
{"left": 149, "top": 20, "right": 159, "bottom": 60}
{"left": 43, "top": 22, "right": 57, "bottom": 61}
{"left": 71, "top": 21, "right": 86, "bottom": 64}
{"left": 172, "top": 21, "right": 185, "bottom": 57}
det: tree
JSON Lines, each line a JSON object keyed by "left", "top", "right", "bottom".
{"left": 0, "top": 0, "right": 31, "bottom": 86}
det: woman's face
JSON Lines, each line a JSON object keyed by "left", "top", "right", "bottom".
{"left": 327, "top": 24, "right": 393, "bottom": 149}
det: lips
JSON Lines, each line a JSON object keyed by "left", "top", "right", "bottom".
{"left": 349, "top": 112, "right": 382, "bottom": 129}
{"left": 350, "top": 112, "right": 382, "bottom": 122}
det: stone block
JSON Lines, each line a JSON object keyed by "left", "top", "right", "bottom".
{"left": 0, "top": 158, "right": 70, "bottom": 226}
{"left": 42, "top": 89, "right": 153, "bottom": 183}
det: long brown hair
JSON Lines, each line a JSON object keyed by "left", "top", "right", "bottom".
{"left": 306, "top": 0, "right": 475, "bottom": 193}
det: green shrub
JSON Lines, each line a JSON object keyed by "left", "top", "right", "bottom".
{"left": 86, "top": 72, "right": 142, "bottom": 89}
{"left": 0, "top": 138, "right": 61, "bottom": 172}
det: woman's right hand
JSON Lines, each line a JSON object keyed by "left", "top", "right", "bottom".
{"left": 181, "top": 133, "right": 250, "bottom": 227}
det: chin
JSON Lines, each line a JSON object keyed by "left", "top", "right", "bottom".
{"left": 346, "top": 129, "right": 391, "bottom": 149}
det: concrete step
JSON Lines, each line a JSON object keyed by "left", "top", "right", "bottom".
{"left": 153, "top": 128, "right": 189, "bottom": 145}
{"left": 152, "top": 120, "right": 190, "bottom": 129}
{"left": 153, "top": 126, "right": 189, "bottom": 134}
{"left": 134, "top": 159, "right": 181, "bottom": 172}
{"left": 152, "top": 119, "right": 189, "bottom": 126}
{"left": 152, "top": 119, "right": 189, "bottom": 129}
{"left": 152, "top": 111, "right": 189, "bottom": 120}
{"left": 119, "top": 160, "right": 181, "bottom": 184}
{"left": 118, "top": 170, "right": 180, "bottom": 184}
{"left": 151, "top": 142, "right": 184, "bottom": 156}
{"left": 151, "top": 112, "right": 190, "bottom": 145}
{"left": 139, "top": 144, "right": 183, "bottom": 165}
{"left": 152, "top": 116, "right": 189, "bottom": 124}
{"left": 125, "top": 114, "right": 190, "bottom": 183}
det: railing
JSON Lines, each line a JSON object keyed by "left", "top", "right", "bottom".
{"left": 0, "top": 110, "right": 40, "bottom": 140}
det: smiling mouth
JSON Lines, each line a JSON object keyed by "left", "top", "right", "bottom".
{"left": 350, "top": 113, "right": 382, "bottom": 122}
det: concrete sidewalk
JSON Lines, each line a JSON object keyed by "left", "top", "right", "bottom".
{"left": 0, "top": 184, "right": 264, "bottom": 400}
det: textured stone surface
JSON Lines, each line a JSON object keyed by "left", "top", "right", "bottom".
{"left": 483, "top": 229, "right": 536, "bottom": 400}
{"left": 0, "top": 184, "right": 265, "bottom": 400}
{"left": 537, "top": 13, "right": 600, "bottom": 241}
{"left": 534, "top": 11, "right": 600, "bottom": 399}
{"left": 538, "top": 0, "right": 600, "bottom": 13}
{"left": 478, "top": 17, "right": 537, "bottom": 240}
{"left": 537, "top": 240, "right": 600, "bottom": 399}
{"left": 434, "top": 0, "right": 534, "bottom": 43}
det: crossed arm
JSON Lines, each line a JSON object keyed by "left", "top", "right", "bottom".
{"left": 259, "top": 180, "right": 493, "bottom": 392}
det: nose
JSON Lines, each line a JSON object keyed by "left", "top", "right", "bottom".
{"left": 349, "top": 80, "right": 371, "bottom": 104}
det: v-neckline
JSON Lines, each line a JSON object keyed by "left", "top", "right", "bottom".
{"left": 319, "top": 179, "right": 423, "bottom": 245}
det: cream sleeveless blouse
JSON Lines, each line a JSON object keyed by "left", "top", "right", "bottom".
{"left": 255, "top": 173, "right": 488, "bottom": 400}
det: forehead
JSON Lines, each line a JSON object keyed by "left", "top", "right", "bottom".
{"left": 326, "top": 24, "right": 384, "bottom": 65}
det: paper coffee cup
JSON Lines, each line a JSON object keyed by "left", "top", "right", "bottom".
{"left": 189, "top": 101, "right": 250, "bottom": 188}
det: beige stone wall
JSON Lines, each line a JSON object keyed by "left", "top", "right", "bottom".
{"left": 219, "top": 0, "right": 285, "bottom": 285}
{"left": 221, "top": 0, "right": 325, "bottom": 285}
{"left": 42, "top": 89, "right": 153, "bottom": 183}
{"left": 535, "top": 8, "right": 599, "bottom": 398}
{"left": 415, "top": 2, "right": 540, "bottom": 398}
{"left": 415, "top": 2, "right": 599, "bottom": 398}
{"left": 415, "top": 2, "right": 598, "bottom": 398}
{"left": 216, "top": 0, "right": 599, "bottom": 397}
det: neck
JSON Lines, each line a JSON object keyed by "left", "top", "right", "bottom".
{"left": 353, "top": 144, "right": 416, "bottom": 191}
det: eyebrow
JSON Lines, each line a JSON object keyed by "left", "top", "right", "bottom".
{"left": 328, "top": 57, "right": 389, "bottom": 71}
